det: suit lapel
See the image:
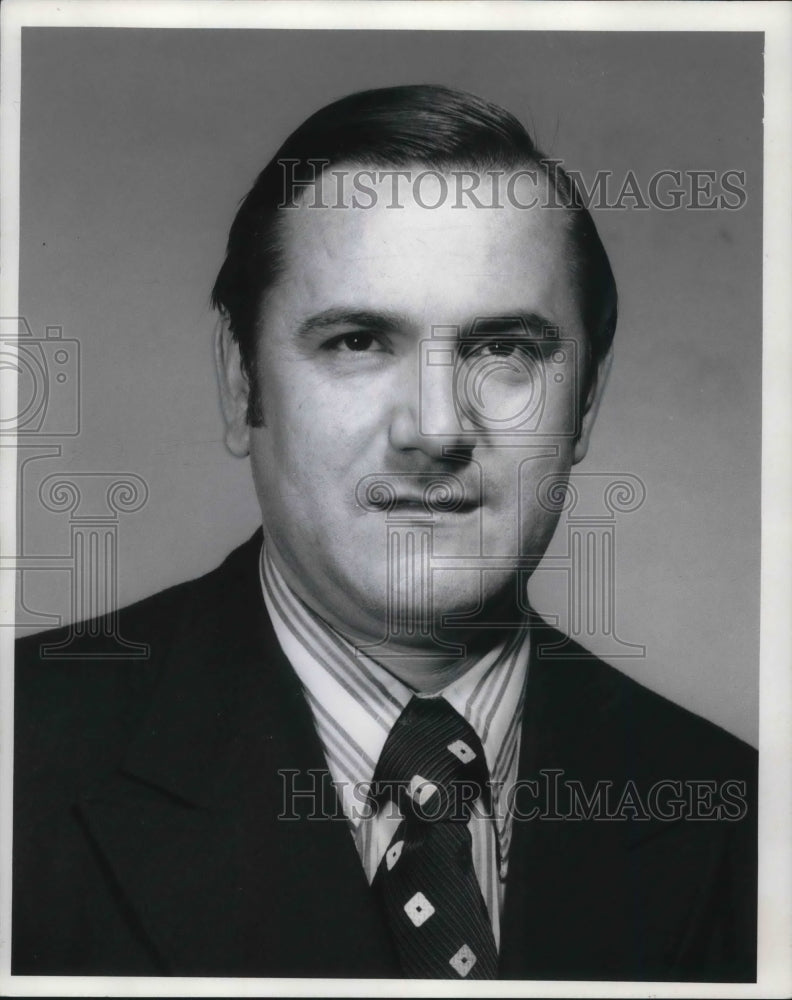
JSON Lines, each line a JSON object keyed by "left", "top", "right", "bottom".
{"left": 78, "top": 534, "right": 398, "bottom": 977}
{"left": 498, "top": 626, "right": 738, "bottom": 981}
{"left": 498, "top": 628, "right": 630, "bottom": 978}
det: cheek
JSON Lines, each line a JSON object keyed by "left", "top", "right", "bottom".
{"left": 542, "top": 367, "right": 582, "bottom": 430}
{"left": 513, "top": 447, "right": 575, "bottom": 521}
{"left": 257, "top": 369, "right": 321, "bottom": 458}
{"left": 253, "top": 386, "right": 377, "bottom": 500}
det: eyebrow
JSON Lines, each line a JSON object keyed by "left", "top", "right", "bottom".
{"left": 461, "top": 312, "right": 560, "bottom": 339}
{"left": 296, "top": 309, "right": 411, "bottom": 339}
{"left": 295, "top": 307, "right": 562, "bottom": 340}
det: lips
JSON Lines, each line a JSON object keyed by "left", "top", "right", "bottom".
{"left": 387, "top": 496, "right": 479, "bottom": 513}
{"left": 355, "top": 472, "right": 479, "bottom": 515}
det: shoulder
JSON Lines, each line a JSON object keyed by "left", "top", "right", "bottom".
{"left": 15, "top": 529, "right": 261, "bottom": 668}
{"left": 527, "top": 627, "right": 757, "bottom": 782}
{"left": 14, "top": 531, "right": 262, "bottom": 812}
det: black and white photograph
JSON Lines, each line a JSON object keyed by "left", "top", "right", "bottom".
{"left": 1, "top": 1, "right": 790, "bottom": 995}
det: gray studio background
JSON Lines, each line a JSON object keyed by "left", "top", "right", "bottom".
{"left": 16, "top": 29, "right": 762, "bottom": 746}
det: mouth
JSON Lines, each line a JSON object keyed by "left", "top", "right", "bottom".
{"left": 377, "top": 495, "right": 481, "bottom": 515}
{"left": 355, "top": 474, "right": 480, "bottom": 515}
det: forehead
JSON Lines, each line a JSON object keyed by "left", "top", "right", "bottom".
{"left": 271, "top": 166, "right": 579, "bottom": 329}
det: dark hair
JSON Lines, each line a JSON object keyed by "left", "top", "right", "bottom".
{"left": 211, "top": 84, "right": 617, "bottom": 425}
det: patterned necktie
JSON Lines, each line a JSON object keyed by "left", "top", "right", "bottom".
{"left": 370, "top": 696, "right": 499, "bottom": 979}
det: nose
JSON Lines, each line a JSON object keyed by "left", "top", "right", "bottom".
{"left": 388, "top": 354, "right": 473, "bottom": 461}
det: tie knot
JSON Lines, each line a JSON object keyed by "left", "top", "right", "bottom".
{"left": 371, "top": 697, "right": 491, "bottom": 822}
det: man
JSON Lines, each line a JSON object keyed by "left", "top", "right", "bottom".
{"left": 13, "top": 85, "right": 756, "bottom": 981}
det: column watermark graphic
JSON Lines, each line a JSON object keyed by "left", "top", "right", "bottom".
{"left": 34, "top": 473, "right": 149, "bottom": 658}
{"left": 353, "top": 468, "right": 645, "bottom": 661}
{"left": 532, "top": 472, "right": 646, "bottom": 659}
{"left": 2, "top": 317, "right": 150, "bottom": 655}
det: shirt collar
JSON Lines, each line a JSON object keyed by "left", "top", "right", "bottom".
{"left": 259, "top": 540, "right": 529, "bottom": 822}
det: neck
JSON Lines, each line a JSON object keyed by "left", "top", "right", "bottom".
{"left": 333, "top": 624, "right": 514, "bottom": 692}
{"left": 299, "top": 579, "right": 530, "bottom": 692}
{"left": 263, "top": 535, "right": 531, "bottom": 692}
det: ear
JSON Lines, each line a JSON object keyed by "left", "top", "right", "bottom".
{"left": 214, "top": 319, "right": 252, "bottom": 457}
{"left": 572, "top": 345, "right": 613, "bottom": 465}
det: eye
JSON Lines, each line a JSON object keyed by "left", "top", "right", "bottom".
{"left": 461, "top": 339, "right": 520, "bottom": 360}
{"left": 481, "top": 340, "right": 516, "bottom": 358}
{"left": 341, "top": 332, "right": 375, "bottom": 351}
{"left": 325, "top": 332, "right": 386, "bottom": 353}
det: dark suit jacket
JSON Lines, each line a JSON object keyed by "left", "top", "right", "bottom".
{"left": 13, "top": 531, "right": 757, "bottom": 980}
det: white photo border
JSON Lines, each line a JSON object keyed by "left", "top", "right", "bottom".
{"left": 1, "top": 2, "right": 789, "bottom": 997}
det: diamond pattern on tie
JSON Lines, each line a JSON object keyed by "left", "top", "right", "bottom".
{"left": 408, "top": 774, "right": 438, "bottom": 806}
{"left": 386, "top": 840, "right": 404, "bottom": 871}
{"left": 447, "top": 739, "right": 476, "bottom": 763}
{"left": 404, "top": 891, "right": 435, "bottom": 927}
{"left": 371, "top": 696, "right": 498, "bottom": 979}
{"left": 449, "top": 943, "right": 477, "bottom": 977}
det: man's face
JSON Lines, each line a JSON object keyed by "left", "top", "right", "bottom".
{"left": 220, "top": 168, "right": 607, "bottom": 652}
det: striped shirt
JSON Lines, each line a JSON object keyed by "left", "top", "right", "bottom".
{"left": 259, "top": 540, "right": 529, "bottom": 948}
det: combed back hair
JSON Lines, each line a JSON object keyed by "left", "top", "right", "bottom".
{"left": 211, "top": 84, "right": 617, "bottom": 425}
